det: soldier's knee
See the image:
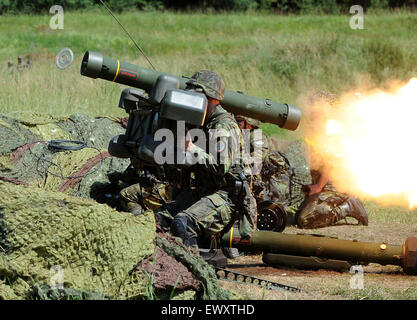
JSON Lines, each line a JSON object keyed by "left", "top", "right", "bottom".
{"left": 119, "top": 186, "right": 132, "bottom": 201}
{"left": 296, "top": 210, "right": 316, "bottom": 229}
{"left": 119, "top": 184, "right": 143, "bottom": 212}
{"left": 296, "top": 216, "right": 310, "bottom": 229}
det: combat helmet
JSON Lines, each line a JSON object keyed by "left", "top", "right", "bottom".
{"left": 235, "top": 115, "right": 261, "bottom": 129}
{"left": 185, "top": 70, "right": 225, "bottom": 101}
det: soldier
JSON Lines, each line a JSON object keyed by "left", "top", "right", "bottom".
{"left": 155, "top": 70, "right": 257, "bottom": 248}
{"left": 234, "top": 115, "right": 292, "bottom": 205}
{"left": 295, "top": 172, "right": 368, "bottom": 229}
{"left": 236, "top": 112, "right": 368, "bottom": 230}
{"left": 235, "top": 115, "right": 270, "bottom": 175}
{"left": 118, "top": 160, "right": 173, "bottom": 216}
{"left": 295, "top": 91, "right": 368, "bottom": 229}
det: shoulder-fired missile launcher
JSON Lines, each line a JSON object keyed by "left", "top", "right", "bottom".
{"left": 80, "top": 50, "right": 302, "bottom": 166}
{"left": 80, "top": 51, "right": 302, "bottom": 130}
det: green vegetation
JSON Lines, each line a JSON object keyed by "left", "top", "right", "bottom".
{"left": 331, "top": 283, "right": 417, "bottom": 300}
{"left": 364, "top": 201, "right": 417, "bottom": 224}
{"left": 1, "top": 11, "right": 416, "bottom": 138}
{"left": 1, "top": 0, "right": 415, "bottom": 14}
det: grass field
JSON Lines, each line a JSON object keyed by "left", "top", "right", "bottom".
{"left": 1, "top": 10, "right": 417, "bottom": 300}
{"left": 1, "top": 10, "right": 417, "bottom": 138}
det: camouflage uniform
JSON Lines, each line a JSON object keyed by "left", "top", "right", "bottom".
{"left": 237, "top": 116, "right": 368, "bottom": 230}
{"left": 235, "top": 115, "right": 270, "bottom": 171}
{"left": 235, "top": 115, "right": 292, "bottom": 207}
{"left": 252, "top": 149, "right": 292, "bottom": 205}
{"left": 294, "top": 171, "right": 368, "bottom": 229}
{"left": 292, "top": 90, "right": 368, "bottom": 229}
{"left": 155, "top": 71, "right": 257, "bottom": 247}
{"left": 119, "top": 162, "right": 173, "bottom": 215}
{"left": 120, "top": 181, "right": 167, "bottom": 213}
{"left": 256, "top": 144, "right": 368, "bottom": 229}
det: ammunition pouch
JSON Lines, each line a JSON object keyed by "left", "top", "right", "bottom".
{"left": 232, "top": 179, "right": 243, "bottom": 205}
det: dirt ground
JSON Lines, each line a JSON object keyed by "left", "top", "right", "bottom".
{"left": 218, "top": 218, "right": 417, "bottom": 300}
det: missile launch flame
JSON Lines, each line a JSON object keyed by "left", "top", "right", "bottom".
{"left": 304, "top": 78, "right": 417, "bottom": 209}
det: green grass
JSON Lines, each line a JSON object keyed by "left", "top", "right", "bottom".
{"left": 1, "top": 10, "right": 416, "bottom": 130}
{"left": 364, "top": 201, "right": 417, "bottom": 224}
{"left": 331, "top": 283, "right": 417, "bottom": 300}
{"left": 1, "top": 10, "right": 416, "bottom": 215}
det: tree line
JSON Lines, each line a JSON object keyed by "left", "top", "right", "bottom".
{"left": 1, "top": 0, "right": 416, "bottom": 14}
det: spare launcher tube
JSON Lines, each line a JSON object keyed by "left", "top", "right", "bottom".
{"left": 222, "top": 228, "right": 417, "bottom": 275}
{"left": 80, "top": 51, "right": 302, "bottom": 131}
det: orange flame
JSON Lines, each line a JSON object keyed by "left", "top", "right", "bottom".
{"left": 304, "top": 78, "right": 417, "bottom": 209}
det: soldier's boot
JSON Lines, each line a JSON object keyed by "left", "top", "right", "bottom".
{"left": 222, "top": 247, "right": 241, "bottom": 259}
{"left": 345, "top": 197, "right": 368, "bottom": 226}
{"left": 199, "top": 248, "right": 228, "bottom": 267}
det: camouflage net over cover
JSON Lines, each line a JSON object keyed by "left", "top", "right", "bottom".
{"left": 156, "top": 234, "right": 230, "bottom": 300}
{"left": 0, "top": 182, "right": 155, "bottom": 299}
{"left": 0, "top": 113, "right": 231, "bottom": 300}
{"left": 0, "top": 112, "right": 130, "bottom": 202}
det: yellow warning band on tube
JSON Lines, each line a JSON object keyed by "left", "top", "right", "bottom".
{"left": 112, "top": 59, "right": 120, "bottom": 82}
{"left": 229, "top": 227, "right": 234, "bottom": 248}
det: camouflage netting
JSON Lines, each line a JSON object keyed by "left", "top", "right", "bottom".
{"left": 0, "top": 182, "right": 155, "bottom": 299}
{"left": 156, "top": 234, "right": 230, "bottom": 300}
{"left": 0, "top": 113, "right": 130, "bottom": 203}
{"left": 0, "top": 113, "right": 231, "bottom": 300}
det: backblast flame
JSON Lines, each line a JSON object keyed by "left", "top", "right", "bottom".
{"left": 305, "top": 78, "right": 417, "bottom": 209}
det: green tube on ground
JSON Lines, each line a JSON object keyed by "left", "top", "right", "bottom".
{"left": 221, "top": 228, "right": 417, "bottom": 275}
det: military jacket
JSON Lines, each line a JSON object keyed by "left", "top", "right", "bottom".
{"left": 185, "top": 105, "right": 248, "bottom": 192}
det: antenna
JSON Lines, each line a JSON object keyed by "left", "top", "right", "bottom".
{"left": 99, "top": 0, "right": 156, "bottom": 70}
